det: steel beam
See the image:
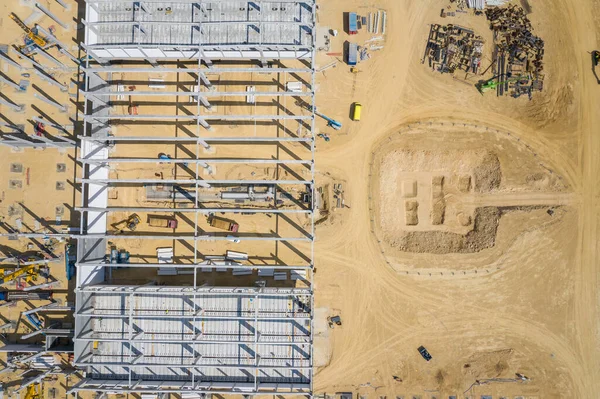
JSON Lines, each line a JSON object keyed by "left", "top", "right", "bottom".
{"left": 76, "top": 286, "right": 311, "bottom": 296}
{"left": 76, "top": 335, "right": 310, "bottom": 345}
{"left": 76, "top": 312, "right": 309, "bottom": 321}
{"left": 68, "top": 382, "right": 309, "bottom": 396}
{"left": 77, "top": 207, "right": 310, "bottom": 214}
{"left": 0, "top": 96, "right": 25, "bottom": 112}
{"left": 86, "top": 0, "right": 311, "bottom": 4}
{"left": 84, "top": 114, "right": 313, "bottom": 121}
{"left": 78, "top": 178, "right": 311, "bottom": 185}
{"left": 78, "top": 158, "right": 312, "bottom": 165}
{"left": 83, "top": 67, "right": 312, "bottom": 74}
{"left": 72, "top": 234, "right": 311, "bottom": 242}
{"left": 32, "top": 116, "right": 74, "bottom": 133}
{"left": 88, "top": 21, "right": 308, "bottom": 28}
{"left": 0, "top": 50, "right": 24, "bottom": 70}
{"left": 76, "top": 262, "right": 311, "bottom": 269}
{"left": 76, "top": 361, "right": 310, "bottom": 370}
{"left": 78, "top": 136, "right": 312, "bottom": 143}
{"left": 35, "top": 2, "right": 70, "bottom": 30}
{"left": 85, "top": 90, "right": 310, "bottom": 98}
{"left": 33, "top": 93, "right": 67, "bottom": 112}
{"left": 34, "top": 67, "right": 69, "bottom": 92}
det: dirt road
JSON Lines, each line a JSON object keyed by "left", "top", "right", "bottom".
{"left": 313, "top": 0, "right": 600, "bottom": 398}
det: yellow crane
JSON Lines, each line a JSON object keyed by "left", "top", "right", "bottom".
{"left": 23, "top": 383, "right": 41, "bottom": 399}
{"left": 9, "top": 13, "right": 47, "bottom": 47}
{"left": 0, "top": 265, "right": 38, "bottom": 285}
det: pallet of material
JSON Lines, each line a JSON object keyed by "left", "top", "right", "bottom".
{"left": 258, "top": 268, "right": 275, "bottom": 277}
{"left": 274, "top": 272, "right": 287, "bottom": 281}
{"left": 232, "top": 268, "right": 253, "bottom": 276}
{"left": 226, "top": 250, "right": 248, "bottom": 261}
{"left": 421, "top": 24, "right": 484, "bottom": 75}
{"left": 157, "top": 267, "right": 177, "bottom": 276}
{"left": 290, "top": 270, "right": 307, "bottom": 280}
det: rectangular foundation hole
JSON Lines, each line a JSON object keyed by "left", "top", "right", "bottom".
{"left": 56, "top": 181, "right": 66, "bottom": 191}
{"left": 10, "top": 163, "right": 23, "bottom": 173}
{"left": 56, "top": 163, "right": 67, "bottom": 173}
{"left": 9, "top": 180, "right": 22, "bottom": 189}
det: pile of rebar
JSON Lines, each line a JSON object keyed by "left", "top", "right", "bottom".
{"left": 422, "top": 23, "right": 485, "bottom": 75}
{"left": 485, "top": 5, "right": 544, "bottom": 99}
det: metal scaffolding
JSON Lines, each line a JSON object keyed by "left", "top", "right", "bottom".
{"left": 74, "top": 0, "right": 317, "bottom": 396}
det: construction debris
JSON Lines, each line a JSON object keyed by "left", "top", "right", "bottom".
{"left": 422, "top": 24, "right": 484, "bottom": 74}
{"left": 483, "top": 5, "right": 545, "bottom": 98}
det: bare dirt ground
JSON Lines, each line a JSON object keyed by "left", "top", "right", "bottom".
{"left": 313, "top": 0, "right": 600, "bottom": 398}
{"left": 0, "top": 0, "right": 598, "bottom": 398}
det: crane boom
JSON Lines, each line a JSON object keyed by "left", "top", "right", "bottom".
{"left": 9, "top": 13, "right": 47, "bottom": 47}
{"left": 0, "top": 265, "right": 36, "bottom": 285}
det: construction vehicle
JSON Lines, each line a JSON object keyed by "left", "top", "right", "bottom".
{"left": 592, "top": 50, "right": 600, "bottom": 84}
{"left": 351, "top": 102, "right": 362, "bottom": 121}
{"left": 327, "top": 315, "right": 342, "bottom": 328}
{"left": 9, "top": 13, "right": 47, "bottom": 48}
{"left": 111, "top": 213, "right": 141, "bottom": 232}
{"left": 0, "top": 291, "right": 53, "bottom": 301}
{"left": 127, "top": 85, "right": 138, "bottom": 115}
{"left": 148, "top": 215, "right": 178, "bottom": 228}
{"left": 23, "top": 382, "right": 41, "bottom": 399}
{"left": 0, "top": 265, "right": 37, "bottom": 285}
{"left": 208, "top": 215, "right": 239, "bottom": 232}
{"left": 305, "top": 105, "right": 342, "bottom": 130}
{"left": 317, "top": 133, "right": 330, "bottom": 142}
{"left": 350, "top": 67, "right": 361, "bottom": 73}
{"left": 476, "top": 73, "right": 528, "bottom": 94}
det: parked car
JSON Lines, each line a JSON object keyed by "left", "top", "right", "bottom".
{"left": 418, "top": 346, "right": 432, "bottom": 361}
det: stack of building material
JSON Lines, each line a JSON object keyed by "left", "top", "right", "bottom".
{"left": 274, "top": 272, "right": 287, "bottom": 281}
{"left": 232, "top": 268, "right": 253, "bottom": 276}
{"left": 156, "top": 247, "right": 176, "bottom": 275}
{"left": 258, "top": 269, "right": 275, "bottom": 277}
{"left": 290, "top": 270, "right": 307, "bottom": 280}
{"left": 422, "top": 24, "right": 484, "bottom": 75}
{"left": 467, "top": 0, "right": 508, "bottom": 8}
{"left": 485, "top": 4, "right": 544, "bottom": 98}
{"left": 30, "top": 355, "right": 57, "bottom": 369}
{"left": 467, "top": 0, "right": 485, "bottom": 9}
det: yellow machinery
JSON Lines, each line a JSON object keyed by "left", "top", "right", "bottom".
{"left": 9, "top": 13, "right": 47, "bottom": 47}
{"left": 23, "top": 383, "right": 41, "bottom": 399}
{"left": 0, "top": 265, "right": 38, "bottom": 285}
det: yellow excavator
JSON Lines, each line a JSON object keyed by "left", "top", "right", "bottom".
{"left": 9, "top": 13, "right": 47, "bottom": 47}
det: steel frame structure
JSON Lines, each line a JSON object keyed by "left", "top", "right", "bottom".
{"left": 74, "top": 0, "right": 317, "bottom": 397}
{"left": 70, "top": 285, "right": 313, "bottom": 396}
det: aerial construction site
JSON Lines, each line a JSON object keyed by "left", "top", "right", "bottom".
{"left": 0, "top": 0, "right": 599, "bottom": 399}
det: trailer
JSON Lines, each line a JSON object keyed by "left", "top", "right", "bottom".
{"left": 348, "top": 12, "right": 358, "bottom": 34}
{"left": 347, "top": 43, "right": 358, "bottom": 66}
{"left": 0, "top": 291, "right": 53, "bottom": 301}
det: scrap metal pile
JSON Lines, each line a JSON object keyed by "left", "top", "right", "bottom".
{"left": 422, "top": 24, "right": 485, "bottom": 74}
{"left": 484, "top": 5, "right": 545, "bottom": 98}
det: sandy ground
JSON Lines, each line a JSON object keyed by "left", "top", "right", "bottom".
{"left": 0, "top": 0, "right": 599, "bottom": 398}
{"left": 312, "top": 0, "right": 600, "bottom": 398}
